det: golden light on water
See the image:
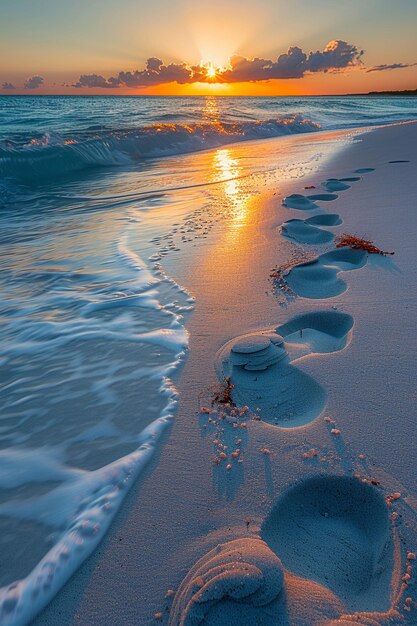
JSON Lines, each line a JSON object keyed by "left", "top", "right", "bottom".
{"left": 202, "top": 95, "right": 221, "bottom": 126}
{"left": 204, "top": 96, "right": 250, "bottom": 232}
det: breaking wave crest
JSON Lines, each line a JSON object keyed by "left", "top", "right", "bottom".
{"left": 0, "top": 116, "right": 319, "bottom": 182}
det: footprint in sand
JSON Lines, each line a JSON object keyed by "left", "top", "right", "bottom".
{"left": 285, "top": 248, "right": 368, "bottom": 299}
{"left": 169, "top": 477, "right": 395, "bottom": 625}
{"left": 307, "top": 193, "right": 341, "bottom": 202}
{"left": 281, "top": 214, "right": 342, "bottom": 245}
{"left": 261, "top": 476, "right": 393, "bottom": 614}
{"left": 324, "top": 179, "right": 351, "bottom": 192}
{"left": 305, "top": 214, "right": 343, "bottom": 226}
{"left": 283, "top": 193, "right": 338, "bottom": 211}
{"left": 323, "top": 176, "right": 363, "bottom": 192}
{"left": 283, "top": 173, "right": 363, "bottom": 211}
{"left": 281, "top": 219, "right": 335, "bottom": 244}
{"left": 215, "top": 310, "right": 353, "bottom": 428}
{"left": 354, "top": 168, "right": 375, "bottom": 174}
{"left": 277, "top": 310, "right": 354, "bottom": 355}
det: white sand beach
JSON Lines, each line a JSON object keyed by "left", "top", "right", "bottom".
{"left": 20, "top": 121, "right": 417, "bottom": 625}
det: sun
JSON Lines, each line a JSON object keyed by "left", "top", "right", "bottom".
{"left": 198, "top": 60, "right": 228, "bottom": 85}
{"left": 206, "top": 64, "right": 217, "bottom": 79}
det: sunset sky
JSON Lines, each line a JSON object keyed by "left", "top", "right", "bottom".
{"left": 1, "top": 0, "right": 416, "bottom": 95}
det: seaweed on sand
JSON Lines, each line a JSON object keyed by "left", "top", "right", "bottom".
{"left": 335, "top": 233, "right": 394, "bottom": 255}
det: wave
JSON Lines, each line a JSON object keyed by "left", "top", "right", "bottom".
{"left": 0, "top": 116, "right": 319, "bottom": 183}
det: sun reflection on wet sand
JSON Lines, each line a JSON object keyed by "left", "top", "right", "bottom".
{"left": 184, "top": 129, "right": 352, "bottom": 336}
{"left": 211, "top": 149, "right": 251, "bottom": 237}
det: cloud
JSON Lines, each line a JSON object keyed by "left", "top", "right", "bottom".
{"left": 73, "top": 74, "right": 121, "bottom": 88}
{"left": 222, "top": 40, "right": 362, "bottom": 82}
{"left": 307, "top": 40, "right": 364, "bottom": 72}
{"left": 221, "top": 47, "right": 308, "bottom": 82}
{"left": 73, "top": 59, "right": 194, "bottom": 89}
{"left": 117, "top": 58, "right": 193, "bottom": 87}
{"left": 1, "top": 82, "right": 16, "bottom": 90}
{"left": 366, "top": 62, "right": 417, "bottom": 73}
{"left": 275, "top": 46, "right": 309, "bottom": 78}
{"left": 24, "top": 75, "right": 44, "bottom": 89}
{"left": 71, "top": 40, "right": 364, "bottom": 89}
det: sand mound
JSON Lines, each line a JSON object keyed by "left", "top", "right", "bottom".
{"left": 168, "top": 538, "right": 284, "bottom": 626}
{"left": 230, "top": 335, "right": 287, "bottom": 371}
{"left": 216, "top": 330, "right": 326, "bottom": 428}
{"left": 216, "top": 312, "right": 354, "bottom": 428}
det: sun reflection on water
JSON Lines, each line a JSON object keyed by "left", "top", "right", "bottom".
{"left": 202, "top": 96, "right": 222, "bottom": 128}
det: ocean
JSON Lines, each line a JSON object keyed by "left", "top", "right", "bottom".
{"left": 0, "top": 95, "right": 416, "bottom": 624}
{"left": 1, "top": 95, "right": 417, "bottom": 182}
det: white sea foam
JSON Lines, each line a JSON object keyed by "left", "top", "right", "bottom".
{"left": 0, "top": 206, "right": 192, "bottom": 624}
{"left": 0, "top": 411, "right": 173, "bottom": 626}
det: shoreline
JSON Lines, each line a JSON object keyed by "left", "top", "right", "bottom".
{"left": 33, "top": 122, "right": 417, "bottom": 626}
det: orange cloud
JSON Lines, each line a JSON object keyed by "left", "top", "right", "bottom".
{"left": 71, "top": 40, "right": 364, "bottom": 90}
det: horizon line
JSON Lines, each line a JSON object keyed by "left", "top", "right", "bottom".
{"left": 1, "top": 89, "right": 416, "bottom": 98}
